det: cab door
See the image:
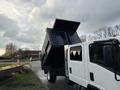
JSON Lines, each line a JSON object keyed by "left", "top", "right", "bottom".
{"left": 68, "top": 44, "right": 86, "bottom": 86}
{"left": 88, "top": 43, "right": 120, "bottom": 90}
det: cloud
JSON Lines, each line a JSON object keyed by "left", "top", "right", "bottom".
{"left": 1, "top": 0, "right": 120, "bottom": 49}
{"left": 36, "top": 0, "right": 120, "bottom": 33}
{"left": 0, "top": 14, "right": 19, "bottom": 38}
{"left": 0, "top": 37, "right": 12, "bottom": 48}
{"left": 7, "top": 0, "right": 46, "bottom": 10}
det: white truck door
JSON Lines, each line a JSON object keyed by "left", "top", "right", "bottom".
{"left": 88, "top": 43, "right": 120, "bottom": 90}
{"left": 68, "top": 44, "right": 86, "bottom": 86}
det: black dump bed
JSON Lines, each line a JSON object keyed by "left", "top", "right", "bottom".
{"left": 41, "top": 19, "right": 80, "bottom": 68}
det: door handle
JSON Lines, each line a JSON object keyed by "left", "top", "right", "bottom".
{"left": 69, "top": 67, "right": 72, "bottom": 74}
{"left": 90, "top": 72, "right": 94, "bottom": 81}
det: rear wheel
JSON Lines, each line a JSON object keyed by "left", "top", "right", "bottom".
{"left": 47, "top": 71, "right": 56, "bottom": 83}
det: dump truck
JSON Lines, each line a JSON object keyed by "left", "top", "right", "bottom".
{"left": 41, "top": 19, "right": 120, "bottom": 90}
{"left": 41, "top": 19, "right": 80, "bottom": 82}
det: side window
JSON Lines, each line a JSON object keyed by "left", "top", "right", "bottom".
{"left": 89, "top": 44, "right": 105, "bottom": 65}
{"left": 70, "top": 46, "right": 82, "bottom": 61}
{"left": 89, "top": 42, "right": 120, "bottom": 74}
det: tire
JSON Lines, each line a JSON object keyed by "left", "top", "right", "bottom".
{"left": 47, "top": 71, "right": 56, "bottom": 83}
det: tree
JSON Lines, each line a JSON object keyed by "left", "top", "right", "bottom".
{"left": 94, "top": 25, "right": 120, "bottom": 39}
{"left": 4, "top": 43, "right": 17, "bottom": 58}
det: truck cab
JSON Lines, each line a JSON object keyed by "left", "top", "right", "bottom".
{"left": 67, "top": 37, "right": 120, "bottom": 90}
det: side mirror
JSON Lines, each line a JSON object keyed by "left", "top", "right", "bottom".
{"left": 103, "top": 45, "right": 114, "bottom": 67}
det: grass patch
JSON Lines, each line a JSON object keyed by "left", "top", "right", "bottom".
{"left": 0, "top": 64, "right": 11, "bottom": 68}
{"left": 0, "top": 69, "right": 48, "bottom": 90}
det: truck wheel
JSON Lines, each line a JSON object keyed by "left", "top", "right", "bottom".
{"left": 47, "top": 72, "right": 56, "bottom": 83}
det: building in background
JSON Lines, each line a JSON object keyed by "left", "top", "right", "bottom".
{"left": 16, "top": 49, "right": 41, "bottom": 60}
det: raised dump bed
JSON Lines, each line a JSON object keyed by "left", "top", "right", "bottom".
{"left": 41, "top": 19, "right": 80, "bottom": 82}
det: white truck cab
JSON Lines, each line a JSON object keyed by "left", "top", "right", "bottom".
{"left": 67, "top": 36, "right": 120, "bottom": 90}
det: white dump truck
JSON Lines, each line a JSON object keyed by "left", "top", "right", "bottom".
{"left": 41, "top": 19, "right": 120, "bottom": 90}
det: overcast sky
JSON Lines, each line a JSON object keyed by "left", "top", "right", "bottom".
{"left": 0, "top": 0, "right": 120, "bottom": 50}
